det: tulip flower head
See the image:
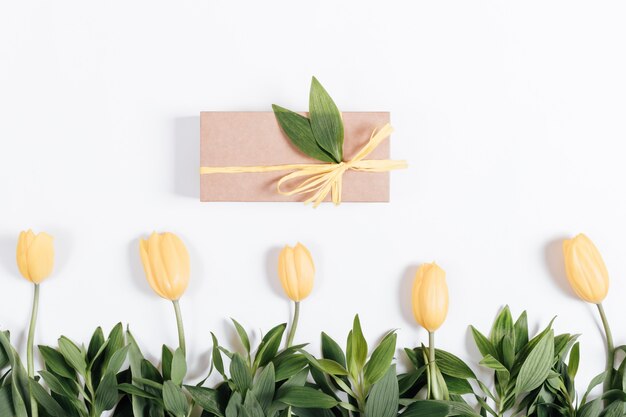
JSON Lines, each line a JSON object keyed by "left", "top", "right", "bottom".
{"left": 563, "top": 234, "right": 609, "bottom": 304}
{"left": 278, "top": 243, "right": 315, "bottom": 302}
{"left": 16, "top": 229, "right": 54, "bottom": 284}
{"left": 412, "top": 262, "right": 449, "bottom": 332}
{"left": 140, "top": 232, "right": 190, "bottom": 301}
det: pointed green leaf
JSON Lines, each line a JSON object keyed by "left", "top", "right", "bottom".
{"left": 364, "top": 332, "right": 397, "bottom": 386}
{"left": 272, "top": 105, "right": 335, "bottom": 163}
{"left": 277, "top": 386, "right": 339, "bottom": 409}
{"left": 309, "top": 76, "right": 343, "bottom": 162}
{"left": 364, "top": 365, "right": 399, "bottom": 417}
{"left": 231, "top": 318, "right": 251, "bottom": 354}
{"left": 515, "top": 330, "right": 554, "bottom": 395}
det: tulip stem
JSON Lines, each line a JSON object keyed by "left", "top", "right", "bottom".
{"left": 428, "top": 331, "right": 437, "bottom": 400}
{"left": 597, "top": 303, "right": 614, "bottom": 401}
{"left": 27, "top": 283, "right": 40, "bottom": 417}
{"left": 172, "top": 300, "right": 186, "bottom": 356}
{"left": 286, "top": 301, "right": 300, "bottom": 348}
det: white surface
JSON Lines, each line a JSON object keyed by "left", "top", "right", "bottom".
{"left": 1, "top": 0, "right": 626, "bottom": 396}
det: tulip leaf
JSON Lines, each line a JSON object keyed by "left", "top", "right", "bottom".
{"left": 272, "top": 105, "right": 336, "bottom": 163}
{"left": 515, "top": 330, "right": 554, "bottom": 395}
{"left": 309, "top": 77, "right": 344, "bottom": 162}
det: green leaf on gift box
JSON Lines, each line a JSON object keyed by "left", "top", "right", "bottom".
{"left": 309, "top": 77, "right": 344, "bottom": 162}
{"left": 272, "top": 105, "right": 337, "bottom": 163}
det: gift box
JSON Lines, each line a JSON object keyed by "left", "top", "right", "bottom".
{"left": 200, "top": 111, "right": 400, "bottom": 204}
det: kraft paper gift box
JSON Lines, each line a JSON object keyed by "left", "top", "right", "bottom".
{"left": 200, "top": 111, "right": 395, "bottom": 203}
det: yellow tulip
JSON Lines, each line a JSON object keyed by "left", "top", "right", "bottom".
{"left": 16, "top": 229, "right": 54, "bottom": 284}
{"left": 139, "top": 232, "right": 190, "bottom": 301}
{"left": 563, "top": 233, "right": 609, "bottom": 304}
{"left": 412, "top": 262, "right": 449, "bottom": 332}
{"left": 278, "top": 243, "right": 315, "bottom": 302}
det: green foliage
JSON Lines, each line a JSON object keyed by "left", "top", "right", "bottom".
{"left": 272, "top": 77, "right": 344, "bottom": 163}
{"left": 471, "top": 306, "right": 571, "bottom": 417}
{"left": 195, "top": 320, "right": 337, "bottom": 417}
{"left": 37, "top": 323, "right": 128, "bottom": 417}
{"left": 305, "top": 315, "right": 398, "bottom": 416}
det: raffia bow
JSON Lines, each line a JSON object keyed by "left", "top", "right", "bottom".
{"left": 200, "top": 123, "right": 407, "bottom": 207}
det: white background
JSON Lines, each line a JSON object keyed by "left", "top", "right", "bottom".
{"left": 1, "top": 0, "right": 626, "bottom": 399}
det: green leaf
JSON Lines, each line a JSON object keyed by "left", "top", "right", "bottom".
{"left": 480, "top": 354, "right": 508, "bottom": 373}
{"left": 162, "top": 345, "right": 173, "bottom": 381}
{"left": 107, "top": 344, "right": 130, "bottom": 374}
{"left": 515, "top": 330, "right": 554, "bottom": 395}
{"left": 490, "top": 305, "right": 514, "bottom": 345}
{"left": 309, "top": 76, "right": 344, "bottom": 162}
{"left": 347, "top": 315, "right": 367, "bottom": 377}
{"left": 254, "top": 323, "right": 286, "bottom": 369}
{"left": 39, "top": 370, "right": 78, "bottom": 398}
{"left": 211, "top": 333, "right": 225, "bottom": 377}
{"left": 471, "top": 326, "right": 498, "bottom": 359}
{"left": 321, "top": 332, "right": 346, "bottom": 367}
{"left": 231, "top": 318, "right": 251, "bottom": 354}
{"left": 568, "top": 342, "right": 580, "bottom": 381}
{"left": 251, "top": 362, "right": 275, "bottom": 412}
{"left": 272, "top": 105, "right": 335, "bottom": 163}
{"left": 30, "top": 379, "right": 66, "bottom": 417}
{"left": 364, "top": 365, "right": 399, "bottom": 417}
{"left": 95, "top": 372, "right": 119, "bottom": 414}
{"left": 243, "top": 391, "right": 265, "bottom": 417}
{"left": 513, "top": 311, "right": 529, "bottom": 353}
{"left": 171, "top": 348, "right": 187, "bottom": 386}
{"left": 401, "top": 400, "right": 450, "bottom": 417}
{"left": 39, "top": 345, "right": 76, "bottom": 379}
{"left": 103, "top": 323, "right": 125, "bottom": 368}
{"left": 87, "top": 327, "right": 106, "bottom": 362}
{"left": 277, "top": 386, "right": 339, "bottom": 409}
{"left": 315, "top": 358, "right": 349, "bottom": 376}
{"left": 163, "top": 381, "right": 190, "bottom": 417}
{"left": 58, "top": 336, "right": 87, "bottom": 376}
{"left": 274, "top": 354, "right": 308, "bottom": 381}
{"left": 364, "top": 332, "right": 397, "bottom": 386}
{"left": 184, "top": 385, "right": 222, "bottom": 416}
{"left": 230, "top": 353, "right": 252, "bottom": 393}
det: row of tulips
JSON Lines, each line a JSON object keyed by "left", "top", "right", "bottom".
{"left": 1, "top": 230, "right": 620, "bottom": 417}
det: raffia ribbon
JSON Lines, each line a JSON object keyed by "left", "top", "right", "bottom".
{"left": 200, "top": 123, "right": 407, "bottom": 207}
